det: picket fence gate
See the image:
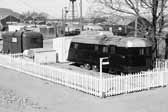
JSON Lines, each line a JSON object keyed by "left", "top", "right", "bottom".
{"left": 0, "top": 53, "right": 167, "bottom": 98}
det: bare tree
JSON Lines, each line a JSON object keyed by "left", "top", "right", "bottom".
{"left": 94, "top": 0, "right": 168, "bottom": 58}
{"left": 21, "top": 11, "right": 49, "bottom": 21}
{"left": 141, "top": 0, "right": 168, "bottom": 58}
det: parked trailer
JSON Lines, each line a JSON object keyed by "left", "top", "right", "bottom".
{"left": 67, "top": 31, "right": 153, "bottom": 74}
{"left": 2, "top": 31, "right": 43, "bottom": 53}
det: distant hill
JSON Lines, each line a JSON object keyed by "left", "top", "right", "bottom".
{"left": 0, "top": 8, "right": 20, "bottom": 18}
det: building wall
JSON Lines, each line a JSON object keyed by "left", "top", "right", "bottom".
{"left": 0, "top": 15, "right": 20, "bottom": 31}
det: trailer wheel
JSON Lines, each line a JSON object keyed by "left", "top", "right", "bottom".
{"left": 92, "top": 65, "right": 99, "bottom": 72}
{"left": 80, "top": 64, "right": 84, "bottom": 68}
{"left": 84, "top": 64, "right": 91, "bottom": 70}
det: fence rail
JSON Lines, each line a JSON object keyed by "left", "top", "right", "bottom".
{"left": 0, "top": 53, "right": 167, "bottom": 98}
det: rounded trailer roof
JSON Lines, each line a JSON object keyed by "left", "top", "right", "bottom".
{"left": 116, "top": 37, "right": 152, "bottom": 47}
{"left": 71, "top": 33, "right": 152, "bottom": 47}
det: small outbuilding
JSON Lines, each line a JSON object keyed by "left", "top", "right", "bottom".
{"left": 0, "top": 15, "right": 20, "bottom": 31}
{"left": 101, "top": 16, "right": 151, "bottom": 37}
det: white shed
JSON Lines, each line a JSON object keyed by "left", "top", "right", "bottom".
{"left": 53, "top": 37, "right": 74, "bottom": 62}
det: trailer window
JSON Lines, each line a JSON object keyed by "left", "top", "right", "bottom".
{"left": 103, "top": 47, "right": 108, "bottom": 53}
{"left": 139, "top": 48, "right": 144, "bottom": 55}
{"left": 94, "top": 45, "right": 99, "bottom": 51}
{"left": 110, "top": 46, "right": 115, "bottom": 54}
{"left": 74, "top": 43, "right": 78, "bottom": 49}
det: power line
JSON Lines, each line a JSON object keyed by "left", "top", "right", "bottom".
{"left": 19, "top": 0, "right": 57, "bottom": 18}
{"left": 20, "top": 0, "right": 43, "bottom": 12}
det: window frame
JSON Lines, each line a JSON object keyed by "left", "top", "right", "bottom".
{"left": 102, "top": 46, "right": 108, "bottom": 53}
{"left": 110, "top": 46, "right": 116, "bottom": 54}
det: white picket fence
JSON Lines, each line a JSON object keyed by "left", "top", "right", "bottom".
{"left": 0, "top": 53, "right": 167, "bottom": 98}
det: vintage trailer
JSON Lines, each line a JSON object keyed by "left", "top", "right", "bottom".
{"left": 2, "top": 31, "right": 43, "bottom": 53}
{"left": 67, "top": 33, "right": 153, "bottom": 74}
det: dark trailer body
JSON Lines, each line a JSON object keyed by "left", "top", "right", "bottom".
{"left": 68, "top": 33, "right": 153, "bottom": 74}
{"left": 2, "top": 31, "right": 43, "bottom": 53}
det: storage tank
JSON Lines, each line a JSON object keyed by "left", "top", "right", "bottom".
{"left": 2, "top": 31, "right": 43, "bottom": 53}
{"left": 2, "top": 31, "right": 22, "bottom": 53}
{"left": 2, "top": 32, "right": 11, "bottom": 53}
{"left": 22, "top": 31, "right": 43, "bottom": 50}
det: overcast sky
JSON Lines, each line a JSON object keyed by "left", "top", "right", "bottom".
{"left": 0, "top": 0, "right": 91, "bottom": 18}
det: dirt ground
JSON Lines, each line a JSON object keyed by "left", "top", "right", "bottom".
{"left": 0, "top": 66, "right": 167, "bottom": 112}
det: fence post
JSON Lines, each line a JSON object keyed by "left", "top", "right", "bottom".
{"left": 124, "top": 75, "right": 127, "bottom": 93}
{"left": 99, "top": 58, "right": 108, "bottom": 98}
{"left": 160, "top": 71, "right": 164, "bottom": 87}
{"left": 99, "top": 58, "right": 103, "bottom": 98}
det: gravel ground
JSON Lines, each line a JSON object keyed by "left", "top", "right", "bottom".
{"left": 0, "top": 37, "right": 168, "bottom": 112}
{"left": 0, "top": 86, "right": 47, "bottom": 112}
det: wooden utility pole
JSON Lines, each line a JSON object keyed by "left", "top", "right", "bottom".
{"left": 70, "top": 0, "right": 76, "bottom": 21}
{"left": 62, "top": 8, "right": 64, "bottom": 26}
{"left": 62, "top": 8, "right": 65, "bottom": 35}
{"left": 64, "top": 7, "right": 68, "bottom": 25}
{"left": 135, "top": 0, "right": 139, "bottom": 37}
{"left": 72, "top": 1, "right": 75, "bottom": 21}
{"left": 80, "top": 0, "right": 83, "bottom": 31}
